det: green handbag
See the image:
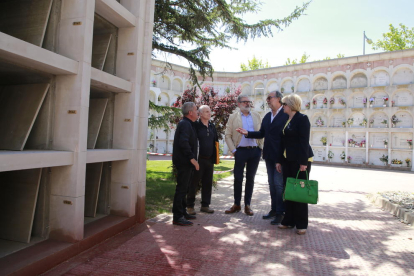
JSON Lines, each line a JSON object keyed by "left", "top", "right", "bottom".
{"left": 284, "top": 170, "right": 318, "bottom": 204}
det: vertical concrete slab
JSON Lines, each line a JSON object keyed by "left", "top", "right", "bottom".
{"left": 84, "top": 163, "right": 103, "bottom": 217}
{"left": 97, "top": 162, "right": 111, "bottom": 215}
{"left": 0, "top": 0, "right": 53, "bottom": 46}
{"left": 91, "top": 34, "right": 112, "bottom": 70}
{"left": 0, "top": 84, "right": 49, "bottom": 150}
{"left": 95, "top": 96, "right": 114, "bottom": 149}
{"left": 42, "top": 0, "right": 61, "bottom": 52}
{"left": 103, "top": 31, "right": 118, "bottom": 75}
{"left": 0, "top": 169, "right": 42, "bottom": 243}
{"left": 87, "top": 98, "right": 108, "bottom": 149}
{"left": 32, "top": 168, "right": 50, "bottom": 239}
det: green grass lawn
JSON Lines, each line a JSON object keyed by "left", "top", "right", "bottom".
{"left": 145, "top": 160, "right": 234, "bottom": 219}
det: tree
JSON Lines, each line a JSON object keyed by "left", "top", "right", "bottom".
{"left": 372, "top": 23, "right": 414, "bottom": 51}
{"left": 240, "top": 56, "right": 270, "bottom": 71}
{"left": 284, "top": 52, "right": 310, "bottom": 65}
{"left": 153, "top": 0, "right": 311, "bottom": 85}
{"left": 148, "top": 101, "right": 181, "bottom": 130}
{"left": 171, "top": 85, "right": 242, "bottom": 140}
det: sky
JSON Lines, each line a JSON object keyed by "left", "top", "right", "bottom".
{"left": 154, "top": 0, "right": 414, "bottom": 72}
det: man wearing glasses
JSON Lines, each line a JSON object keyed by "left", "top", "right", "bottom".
{"left": 187, "top": 105, "right": 218, "bottom": 215}
{"left": 224, "top": 95, "right": 263, "bottom": 216}
{"left": 236, "top": 91, "right": 288, "bottom": 225}
{"left": 172, "top": 102, "right": 200, "bottom": 226}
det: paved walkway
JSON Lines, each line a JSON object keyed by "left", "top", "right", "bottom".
{"left": 44, "top": 163, "right": 414, "bottom": 276}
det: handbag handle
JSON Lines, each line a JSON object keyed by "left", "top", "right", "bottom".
{"left": 295, "top": 169, "right": 309, "bottom": 181}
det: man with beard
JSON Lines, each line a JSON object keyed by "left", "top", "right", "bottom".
{"left": 237, "top": 91, "right": 288, "bottom": 225}
{"left": 224, "top": 95, "right": 263, "bottom": 216}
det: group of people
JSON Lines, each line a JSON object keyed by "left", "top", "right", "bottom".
{"left": 172, "top": 91, "right": 313, "bottom": 235}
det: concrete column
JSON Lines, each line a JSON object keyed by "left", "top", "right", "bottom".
{"left": 48, "top": 0, "right": 95, "bottom": 242}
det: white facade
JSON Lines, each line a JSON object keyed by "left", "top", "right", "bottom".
{"left": 0, "top": 0, "right": 154, "bottom": 265}
{"left": 150, "top": 51, "right": 414, "bottom": 171}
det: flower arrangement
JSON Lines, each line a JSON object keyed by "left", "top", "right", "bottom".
{"left": 315, "top": 117, "right": 324, "bottom": 127}
{"left": 363, "top": 98, "right": 367, "bottom": 105}
{"left": 391, "top": 115, "right": 400, "bottom": 126}
{"left": 329, "top": 97, "right": 335, "bottom": 104}
{"left": 360, "top": 118, "right": 367, "bottom": 126}
{"left": 379, "top": 154, "right": 388, "bottom": 164}
{"left": 383, "top": 97, "right": 388, "bottom": 103}
{"left": 328, "top": 151, "right": 334, "bottom": 160}
{"left": 151, "top": 80, "right": 157, "bottom": 86}
{"left": 391, "top": 100, "right": 395, "bottom": 107}
{"left": 305, "top": 102, "right": 310, "bottom": 109}
{"left": 340, "top": 151, "right": 346, "bottom": 160}
{"left": 391, "top": 159, "right": 403, "bottom": 165}
{"left": 383, "top": 139, "right": 388, "bottom": 146}
{"left": 347, "top": 156, "right": 352, "bottom": 163}
{"left": 342, "top": 121, "right": 346, "bottom": 127}
{"left": 323, "top": 98, "right": 328, "bottom": 105}
{"left": 369, "top": 97, "right": 375, "bottom": 104}
{"left": 312, "top": 98, "right": 317, "bottom": 106}
{"left": 320, "top": 137, "right": 327, "bottom": 145}
{"left": 369, "top": 119, "right": 374, "bottom": 125}
{"left": 348, "top": 138, "right": 354, "bottom": 146}
{"left": 347, "top": 117, "right": 354, "bottom": 126}
{"left": 406, "top": 158, "right": 411, "bottom": 167}
{"left": 339, "top": 98, "right": 346, "bottom": 106}
{"left": 281, "top": 87, "right": 285, "bottom": 93}
{"left": 381, "top": 119, "right": 388, "bottom": 126}
{"left": 408, "top": 140, "right": 413, "bottom": 146}
{"left": 361, "top": 139, "right": 366, "bottom": 147}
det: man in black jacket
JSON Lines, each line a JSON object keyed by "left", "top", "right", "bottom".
{"left": 187, "top": 105, "right": 218, "bottom": 215}
{"left": 172, "top": 102, "right": 200, "bottom": 226}
{"left": 237, "top": 91, "right": 288, "bottom": 225}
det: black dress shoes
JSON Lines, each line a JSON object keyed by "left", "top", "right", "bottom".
{"left": 270, "top": 214, "right": 284, "bottom": 225}
{"left": 173, "top": 217, "right": 193, "bottom": 226}
{"left": 262, "top": 210, "right": 277, "bottom": 219}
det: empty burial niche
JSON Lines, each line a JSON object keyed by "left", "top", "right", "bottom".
{"left": 0, "top": 83, "right": 51, "bottom": 151}
{"left": 84, "top": 162, "right": 111, "bottom": 224}
{"left": 88, "top": 89, "right": 115, "bottom": 149}
{"left": 92, "top": 14, "right": 118, "bottom": 75}
{"left": 0, "top": 0, "right": 60, "bottom": 52}
{"left": 0, "top": 168, "right": 50, "bottom": 258}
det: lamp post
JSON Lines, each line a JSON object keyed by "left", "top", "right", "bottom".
{"left": 363, "top": 31, "right": 373, "bottom": 55}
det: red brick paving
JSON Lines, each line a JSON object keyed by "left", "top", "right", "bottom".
{"left": 43, "top": 163, "right": 414, "bottom": 276}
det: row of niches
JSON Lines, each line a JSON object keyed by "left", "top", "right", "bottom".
{"left": 311, "top": 131, "right": 413, "bottom": 149}
{"left": 239, "top": 67, "right": 414, "bottom": 95}
{"left": 308, "top": 110, "right": 413, "bottom": 128}
{"left": 0, "top": 0, "right": 119, "bottom": 76}
{"left": 298, "top": 89, "right": 413, "bottom": 109}
{"left": 312, "top": 147, "right": 411, "bottom": 167}
{"left": 0, "top": 82, "right": 115, "bottom": 151}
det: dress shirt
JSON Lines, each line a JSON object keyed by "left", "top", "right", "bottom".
{"left": 270, "top": 106, "right": 283, "bottom": 123}
{"left": 237, "top": 112, "right": 258, "bottom": 149}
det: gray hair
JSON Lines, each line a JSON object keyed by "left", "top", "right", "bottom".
{"left": 182, "top": 102, "right": 196, "bottom": 116}
{"left": 269, "top": 90, "right": 283, "bottom": 102}
{"left": 237, "top": 95, "right": 249, "bottom": 102}
{"left": 199, "top": 105, "right": 210, "bottom": 113}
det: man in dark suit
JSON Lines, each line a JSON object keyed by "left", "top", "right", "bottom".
{"left": 172, "top": 102, "right": 199, "bottom": 226}
{"left": 237, "top": 91, "right": 288, "bottom": 225}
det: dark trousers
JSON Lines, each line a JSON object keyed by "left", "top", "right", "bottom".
{"left": 281, "top": 160, "right": 312, "bottom": 229}
{"left": 233, "top": 147, "right": 261, "bottom": 206}
{"left": 187, "top": 158, "right": 214, "bottom": 208}
{"left": 265, "top": 159, "right": 285, "bottom": 215}
{"left": 172, "top": 165, "right": 194, "bottom": 221}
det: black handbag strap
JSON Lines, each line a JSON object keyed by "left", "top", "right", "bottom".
{"left": 295, "top": 170, "right": 309, "bottom": 181}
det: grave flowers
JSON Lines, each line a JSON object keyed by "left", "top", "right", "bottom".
{"left": 383, "top": 97, "right": 388, "bottom": 107}
{"left": 328, "top": 150, "right": 334, "bottom": 161}
{"left": 406, "top": 158, "right": 411, "bottom": 167}
{"left": 312, "top": 98, "right": 317, "bottom": 106}
{"left": 320, "top": 136, "right": 327, "bottom": 146}
{"left": 347, "top": 156, "right": 352, "bottom": 163}
{"left": 381, "top": 119, "right": 388, "bottom": 128}
{"left": 391, "top": 115, "right": 400, "bottom": 127}
{"left": 347, "top": 117, "right": 354, "bottom": 126}
{"left": 360, "top": 118, "right": 367, "bottom": 127}
{"left": 391, "top": 159, "right": 403, "bottom": 167}
{"left": 363, "top": 98, "right": 367, "bottom": 107}
{"left": 369, "top": 119, "right": 374, "bottom": 128}
{"left": 305, "top": 102, "right": 310, "bottom": 109}
{"left": 379, "top": 154, "right": 388, "bottom": 165}
{"left": 383, "top": 139, "right": 388, "bottom": 148}
{"left": 340, "top": 151, "right": 346, "bottom": 161}
{"left": 315, "top": 117, "right": 324, "bottom": 127}
{"left": 329, "top": 97, "right": 335, "bottom": 104}
{"left": 348, "top": 138, "right": 354, "bottom": 147}
{"left": 408, "top": 139, "right": 412, "bottom": 149}
{"left": 339, "top": 98, "right": 346, "bottom": 106}
{"left": 323, "top": 97, "right": 328, "bottom": 106}
{"left": 369, "top": 97, "right": 374, "bottom": 107}
{"left": 152, "top": 80, "right": 157, "bottom": 87}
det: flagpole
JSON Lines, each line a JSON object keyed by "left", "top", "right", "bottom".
{"left": 363, "top": 31, "right": 366, "bottom": 55}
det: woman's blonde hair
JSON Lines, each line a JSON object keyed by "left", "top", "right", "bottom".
{"left": 282, "top": 94, "right": 302, "bottom": 112}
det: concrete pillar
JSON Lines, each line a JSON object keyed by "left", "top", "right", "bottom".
{"left": 48, "top": 0, "right": 95, "bottom": 242}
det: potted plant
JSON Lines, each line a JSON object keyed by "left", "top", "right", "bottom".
{"left": 383, "top": 139, "right": 388, "bottom": 149}
{"left": 312, "top": 98, "right": 317, "bottom": 107}
{"left": 361, "top": 139, "right": 366, "bottom": 148}
{"left": 347, "top": 156, "right": 352, "bottom": 163}
{"left": 391, "top": 159, "right": 403, "bottom": 167}
{"left": 342, "top": 121, "right": 346, "bottom": 128}
{"left": 340, "top": 151, "right": 346, "bottom": 162}
{"left": 281, "top": 87, "right": 285, "bottom": 93}
{"left": 328, "top": 150, "right": 334, "bottom": 162}
{"left": 408, "top": 139, "right": 413, "bottom": 149}
{"left": 383, "top": 97, "right": 388, "bottom": 107}
{"left": 321, "top": 137, "right": 327, "bottom": 146}
{"left": 406, "top": 158, "right": 411, "bottom": 167}
{"left": 369, "top": 97, "right": 374, "bottom": 107}
{"left": 379, "top": 154, "right": 388, "bottom": 166}
{"left": 152, "top": 80, "right": 157, "bottom": 87}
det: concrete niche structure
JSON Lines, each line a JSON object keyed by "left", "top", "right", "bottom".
{"left": 0, "top": 0, "right": 155, "bottom": 274}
